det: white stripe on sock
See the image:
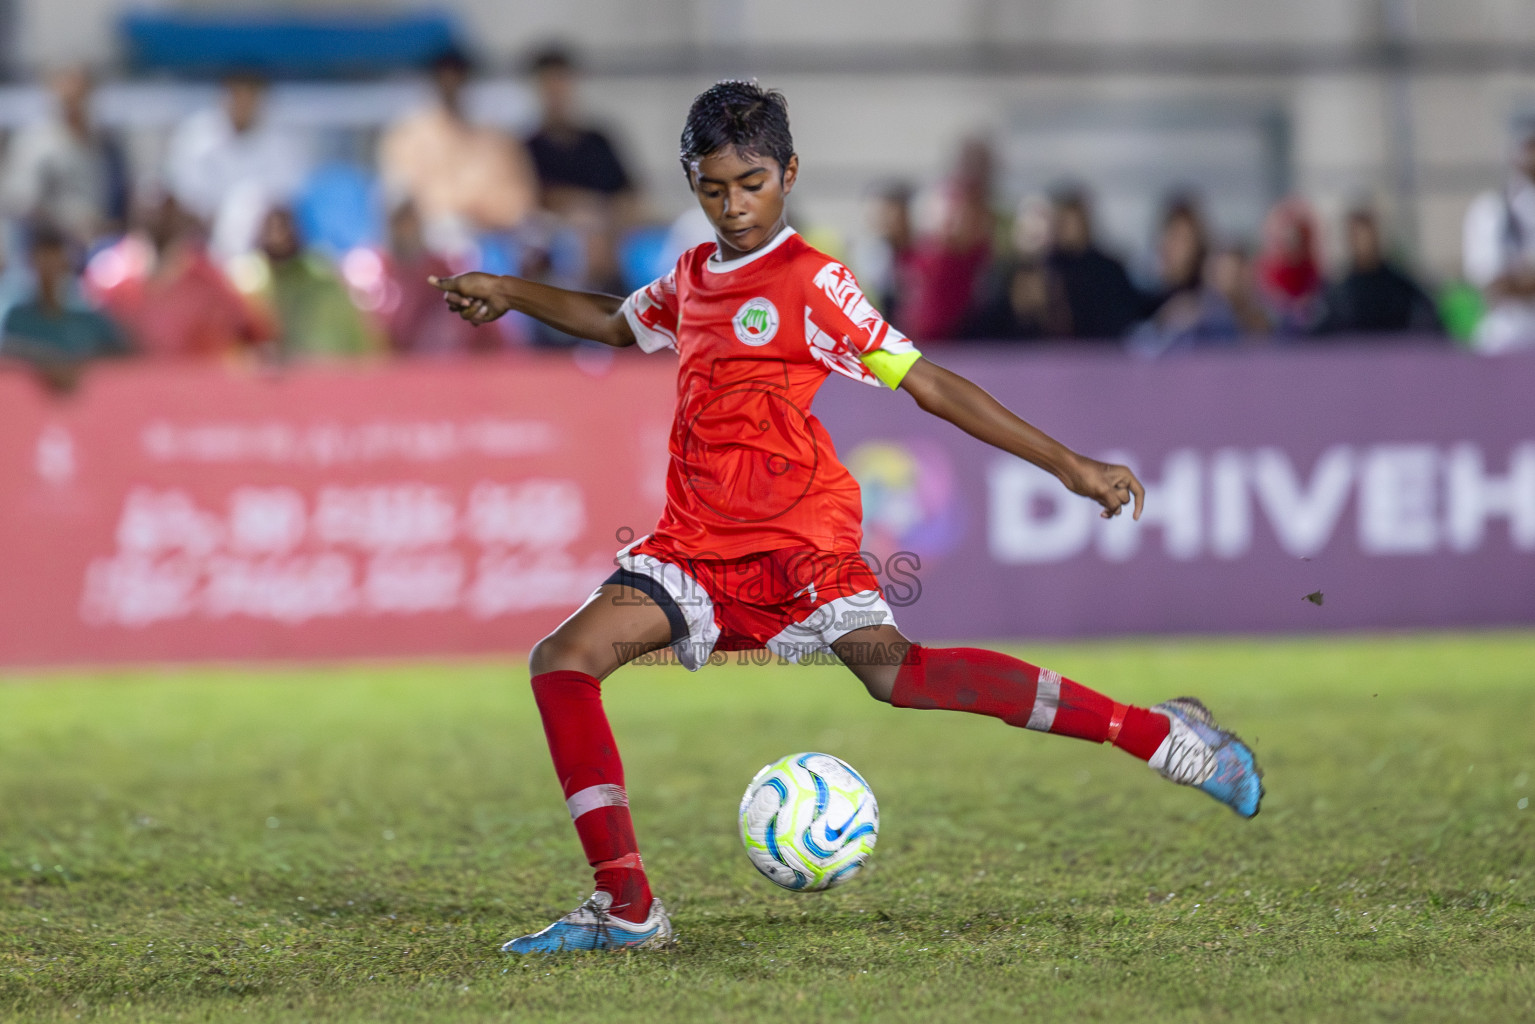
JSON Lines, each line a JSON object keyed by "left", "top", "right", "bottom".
{"left": 1026, "top": 669, "right": 1061, "bottom": 732}
{"left": 566, "top": 783, "right": 628, "bottom": 820}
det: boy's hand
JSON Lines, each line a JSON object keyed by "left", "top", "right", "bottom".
{"left": 1065, "top": 455, "right": 1146, "bottom": 520}
{"left": 429, "top": 273, "right": 511, "bottom": 325}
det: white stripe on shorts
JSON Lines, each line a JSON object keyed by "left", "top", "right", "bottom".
{"left": 764, "top": 591, "right": 897, "bottom": 664}
{"left": 612, "top": 537, "right": 720, "bottom": 672}
{"left": 566, "top": 783, "right": 629, "bottom": 821}
{"left": 1026, "top": 669, "right": 1061, "bottom": 732}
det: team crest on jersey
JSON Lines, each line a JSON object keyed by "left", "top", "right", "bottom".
{"left": 733, "top": 297, "right": 779, "bottom": 346}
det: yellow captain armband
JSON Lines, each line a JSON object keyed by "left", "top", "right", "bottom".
{"left": 859, "top": 347, "right": 923, "bottom": 390}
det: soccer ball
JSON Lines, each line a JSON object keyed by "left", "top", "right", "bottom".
{"left": 738, "top": 752, "right": 879, "bottom": 891}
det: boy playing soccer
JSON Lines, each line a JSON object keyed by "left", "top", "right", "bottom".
{"left": 432, "top": 81, "right": 1263, "bottom": 954}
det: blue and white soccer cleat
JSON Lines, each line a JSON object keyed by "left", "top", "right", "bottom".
{"left": 1149, "top": 697, "right": 1264, "bottom": 818}
{"left": 501, "top": 891, "right": 675, "bottom": 954}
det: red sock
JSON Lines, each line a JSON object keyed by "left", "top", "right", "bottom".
{"left": 530, "top": 670, "right": 652, "bottom": 922}
{"left": 889, "top": 646, "right": 1169, "bottom": 760}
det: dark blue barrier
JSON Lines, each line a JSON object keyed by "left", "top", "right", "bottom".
{"left": 121, "top": 12, "right": 462, "bottom": 78}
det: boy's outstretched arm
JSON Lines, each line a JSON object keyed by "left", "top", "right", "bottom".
{"left": 898, "top": 356, "right": 1145, "bottom": 520}
{"left": 429, "top": 273, "right": 637, "bottom": 348}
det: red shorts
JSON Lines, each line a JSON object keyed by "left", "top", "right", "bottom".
{"left": 605, "top": 535, "right": 897, "bottom": 670}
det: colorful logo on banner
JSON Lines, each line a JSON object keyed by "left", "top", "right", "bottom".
{"left": 845, "top": 438, "right": 962, "bottom": 562}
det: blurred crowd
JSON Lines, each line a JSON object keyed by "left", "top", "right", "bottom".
{"left": 0, "top": 47, "right": 640, "bottom": 383}
{"left": 856, "top": 138, "right": 1453, "bottom": 355}
{"left": 1, "top": 49, "right": 1531, "bottom": 385}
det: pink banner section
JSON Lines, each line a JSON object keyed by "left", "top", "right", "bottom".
{"left": 0, "top": 357, "right": 675, "bottom": 668}
{"left": 1, "top": 344, "right": 1531, "bottom": 668}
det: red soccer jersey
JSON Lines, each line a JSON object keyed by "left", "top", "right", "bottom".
{"left": 620, "top": 227, "right": 921, "bottom": 560}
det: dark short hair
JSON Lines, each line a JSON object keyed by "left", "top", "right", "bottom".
{"left": 1160, "top": 192, "right": 1203, "bottom": 227}
{"left": 1346, "top": 205, "right": 1379, "bottom": 227}
{"left": 529, "top": 44, "right": 575, "bottom": 75}
{"left": 25, "top": 219, "right": 69, "bottom": 253}
{"left": 679, "top": 80, "right": 794, "bottom": 174}
{"left": 223, "top": 69, "right": 268, "bottom": 90}
{"left": 1050, "top": 184, "right": 1091, "bottom": 212}
{"left": 429, "top": 46, "right": 472, "bottom": 75}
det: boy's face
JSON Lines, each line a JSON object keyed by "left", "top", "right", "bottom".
{"left": 687, "top": 146, "right": 798, "bottom": 259}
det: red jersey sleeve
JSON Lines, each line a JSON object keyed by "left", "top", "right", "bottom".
{"left": 803, "top": 259, "right": 921, "bottom": 388}
{"left": 619, "top": 267, "right": 680, "bottom": 353}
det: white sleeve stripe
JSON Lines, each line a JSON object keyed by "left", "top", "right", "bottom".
{"left": 804, "top": 307, "right": 882, "bottom": 387}
{"left": 879, "top": 327, "right": 917, "bottom": 354}
{"left": 619, "top": 293, "right": 678, "bottom": 353}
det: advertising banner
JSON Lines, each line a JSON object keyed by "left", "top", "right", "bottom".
{"left": 1, "top": 344, "right": 1530, "bottom": 667}
{"left": 0, "top": 357, "right": 675, "bottom": 667}
{"left": 813, "top": 344, "right": 1535, "bottom": 640}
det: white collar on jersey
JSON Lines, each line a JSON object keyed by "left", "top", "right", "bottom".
{"left": 704, "top": 225, "right": 798, "bottom": 273}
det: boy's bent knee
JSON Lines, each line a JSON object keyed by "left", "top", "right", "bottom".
{"left": 857, "top": 669, "right": 896, "bottom": 704}
{"left": 529, "top": 633, "right": 607, "bottom": 679}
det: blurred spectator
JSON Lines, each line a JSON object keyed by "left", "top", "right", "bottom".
{"left": 850, "top": 182, "right": 916, "bottom": 329}
{"left": 0, "top": 228, "right": 24, "bottom": 329}
{"left": 525, "top": 46, "right": 634, "bottom": 215}
{"left": 376, "top": 200, "right": 491, "bottom": 356}
{"left": 379, "top": 49, "right": 538, "bottom": 256}
{"left": 1209, "top": 245, "right": 1274, "bottom": 338}
{"left": 1, "top": 222, "right": 126, "bottom": 378}
{"left": 253, "top": 206, "right": 381, "bottom": 360}
{"left": 902, "top": 138, "right": 996, "bottom": 340}
{"left": 1145, "top": 196, "right": 1208, "bottom": 312}
{"left": 1010, "top": 194, "right": 1054, "bottom": 260}
{"left": 1462, "top": 131, "right": 1535, "bottom": 353}
{"left": 524, "top": 45, "right": 636, "bottom": 292}
{"left": 0, "top": 66, "right": 129, "bottom": 247}
{"left": 89, "top": 195, "right": 274, "bottom": 359}
{"left": 962, "top": 257, "right": 1072, "bottom": 341}
{"left": 165, "top": 73, "right": 311, "bottom": 262}
{"left": 1045, "top": 188, "right": 1144, "bottom": 341}
{"left": 1254, "top": 198, "right": 1324, "bottom": 331}
{"left": 1314, "top": 208, "right": 1441, "bottom": 336}
{"left": 963, "top": 202, "right": 1071, "bottom": 340}
{"left": 1129, "top": 243, "right": 1271, "bottom": 355}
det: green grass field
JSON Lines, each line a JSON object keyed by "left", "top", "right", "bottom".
{"left": 1, "top": 633, "right": 1532, "bottom": 1023}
